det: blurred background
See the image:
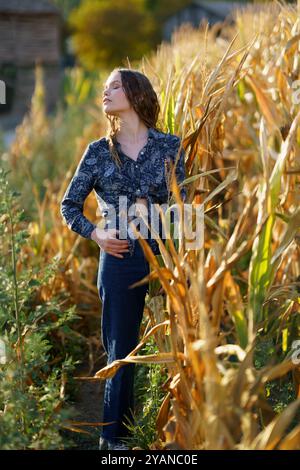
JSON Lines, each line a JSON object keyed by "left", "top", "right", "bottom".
{"left": 0, "top": 0, "right": 276, "bottom": 141}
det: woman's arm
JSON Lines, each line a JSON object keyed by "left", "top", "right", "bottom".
{"left": 60, "top": 143, "right": 98, "bottom": 239}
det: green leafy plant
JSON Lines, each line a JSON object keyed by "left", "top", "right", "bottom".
{"left": 0, "top": 166, "right": 80, "bottom": 449}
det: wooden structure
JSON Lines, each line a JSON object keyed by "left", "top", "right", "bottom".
{"left": 0, "top": 0, "right": 62, "bottom": 130}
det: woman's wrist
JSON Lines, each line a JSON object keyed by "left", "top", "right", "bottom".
{"left": 91, "top": 226, "right": 106, "bottom": 242}
{"left": 91, "top": 228, "right": 97, "bottom": 240}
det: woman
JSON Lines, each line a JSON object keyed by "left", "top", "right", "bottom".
{"left": 60, "top": 67, "right": 187, "bottom": 450}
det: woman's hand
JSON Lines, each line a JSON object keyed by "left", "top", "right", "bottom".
{"left": 91, "top": 227, "right": 129, "bottom": 258}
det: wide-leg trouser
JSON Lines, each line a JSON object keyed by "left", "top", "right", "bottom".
{"left": 97, "top": 240, "right": 150, "bottom": 444}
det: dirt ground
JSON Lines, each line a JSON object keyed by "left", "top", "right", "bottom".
{"left": 63, "top": 350, "right": 108, "bottom": 450}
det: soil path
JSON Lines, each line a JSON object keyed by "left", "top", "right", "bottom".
{"left": 65, "top": 350, "right": 107, "bottom": 450}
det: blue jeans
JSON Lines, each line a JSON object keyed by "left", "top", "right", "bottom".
{"left": 97, "top": 240, "right": 150, "bottom": 444}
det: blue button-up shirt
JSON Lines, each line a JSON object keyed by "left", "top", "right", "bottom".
{"left": 60, "top": 126, "right": 187, "bottom": 256}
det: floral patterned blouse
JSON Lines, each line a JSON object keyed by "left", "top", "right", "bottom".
{"left": 60, "top": 126, "right": 187, "bottom": 256}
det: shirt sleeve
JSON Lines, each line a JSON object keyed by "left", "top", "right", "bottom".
{"left": 60, "top": 143, "right": 98, "bottom": 239}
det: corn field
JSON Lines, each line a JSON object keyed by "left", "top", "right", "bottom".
{"left": 1, "top": 0, "right": 300, "bottom": 450}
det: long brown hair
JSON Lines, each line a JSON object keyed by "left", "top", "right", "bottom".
{"left": 104, "top": 68, "right": 162, "bottom": 169}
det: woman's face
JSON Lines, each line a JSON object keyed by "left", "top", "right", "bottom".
{"left": 102, "top": 71, "right": 131, "bottom": 116}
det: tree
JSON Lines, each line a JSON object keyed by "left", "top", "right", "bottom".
{"left": 68, "top": 0, "right": 156, "bottom": 70}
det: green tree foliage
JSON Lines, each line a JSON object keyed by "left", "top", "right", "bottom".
{"left": 68, "top": 0, "right": 156, "bottom": 70}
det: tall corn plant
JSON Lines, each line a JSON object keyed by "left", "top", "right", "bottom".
{"left": 236, "top": 1, "right": 300, "bottom": 344}
{"left": 248, "top": 113, "right": 300, "bottom": 336}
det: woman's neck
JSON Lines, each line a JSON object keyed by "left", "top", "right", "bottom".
{"left": 116, "top": 124, "right": 149, "bottom": 144}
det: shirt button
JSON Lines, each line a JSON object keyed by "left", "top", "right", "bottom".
{"left": 141, "top": 151, "right": 144, "bottom": 155}
{"left": 136, "top": 189, "right": 141, "bottom": 195}
{"left": 135, "top": 164, "right": 138, "bottom": 168}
